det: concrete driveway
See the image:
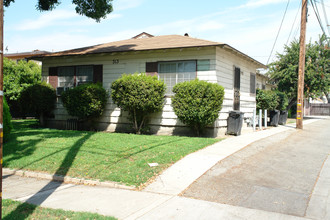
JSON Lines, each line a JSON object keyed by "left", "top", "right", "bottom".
{"left": 182, "top": 118, "right": 330, "bottom": 219}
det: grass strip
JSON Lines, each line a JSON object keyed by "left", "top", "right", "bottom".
{"left": 2, "top": 199, "right": 116, "bottom": 220}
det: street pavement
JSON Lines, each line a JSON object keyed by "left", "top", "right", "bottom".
{"left": 182, "top": 118, "right": 330, "bottom": 219}
{"left": 3, "top": 117, "right": 330, "bottom": 220}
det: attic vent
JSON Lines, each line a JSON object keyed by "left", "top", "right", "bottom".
{"left": 184, "top": 33, "right": 189, "bottom": 37}
{"left": 132, "top": 32, "right": 154, "bottom": 39}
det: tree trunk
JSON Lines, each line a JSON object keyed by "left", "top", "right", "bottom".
{"left": 287, "top": 99, "right": 296, "bottom": 111}
{"left": 39, "top": 112, "right": 45, "bottom": 127}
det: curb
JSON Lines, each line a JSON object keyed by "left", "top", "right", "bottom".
{"left": 3, "top": 168, "right": 136, "bottom": 190}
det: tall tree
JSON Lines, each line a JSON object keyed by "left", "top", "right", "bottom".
{"left": 267, "top": 35, "right": 330, "bottom": 110}
{"left": 4, "top": 0, "right": 113, "bottom": 22}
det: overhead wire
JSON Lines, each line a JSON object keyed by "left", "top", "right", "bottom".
{"left": 320, "top": 0, "right": 330, "bottom": 35}
{"left": 266, "top": 0, "right": 291, "bottom": 65}
{"left": 286, "top": 1, "right": 302, "bottom": 45}
{"left": 310, "top": 0, "right": 327, "bottom": 36}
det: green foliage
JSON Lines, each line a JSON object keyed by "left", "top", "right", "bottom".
{"left": 3, "top": 58, "right": 41, "bottom": 101}
{"left": 5, "top": 0, "right": 113, "bottom": 22}
{"left": 3, "top": 97, "right": 13, "bottom": 142}
{"left": 111, "top": 73, "right": 166, "bottom": 134}
{"left": 3, "top": 199, "right": 116, "bottom": 220}
{"left": 256, "top": 89, "right": 278, "bottom": 111}
{"left": 172, "top": 79, "right": 225, "bottom": 136}
{"left": 3, "top": 58, "right": 41, "bottom": 117}
{"left": 18, "top": 82, "right": 56, "bottom": 125}
{"left": 61, "top": 83, "right": 108, "bottom": 121}
{"left": 275, "top": 91, "right": 288, "bottom": 111}
{"left": 268, "top": 35, "right": 330, "bottom": 109}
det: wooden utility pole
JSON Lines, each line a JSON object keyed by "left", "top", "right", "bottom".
{"left": 296, "top": 0, "right": 307, "bottom": 129}
{"left": 0, "top": 0, "right": 3, "bottom": 218}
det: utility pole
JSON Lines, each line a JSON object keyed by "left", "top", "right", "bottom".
{"left": 296, "top": 0, "right": 307, "bottom": 129}
{"left": 0, "top": 0, "right": 3, "bottom": 218}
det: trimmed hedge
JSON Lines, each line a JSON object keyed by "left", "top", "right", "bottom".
{"left": 172, "top": 79, "right": 225, "bottom": 136}
{"left": 19, "top": 82, "right": 56, "bottom": 126}
{"left": 111, "top": 73, "right": 166, "bottom": 134}
{"left": 3, "top": 97, "right": 13, "bottom": 142}
{"left": 61, "top": 83, "right": 108, "bottom": 121}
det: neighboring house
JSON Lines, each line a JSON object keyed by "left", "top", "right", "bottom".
{"left": 34, "top": 33, "right": 266, "bottom": 137}
{"left": 256, "top": 72, "right": 274, "bottom": 90}
{"left": 5, "top": 50, "right": 51, "bottom": 65}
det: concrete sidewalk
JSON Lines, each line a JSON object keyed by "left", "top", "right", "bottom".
{"left": 3, "top": 118, "right": 328, "bottom": 219}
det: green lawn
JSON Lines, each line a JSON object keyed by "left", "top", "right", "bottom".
{"left": 4, "top": 120, "right": 220, "bottom": 187}
{"left": 2, "top": 199, "right": 116, "bottom": 220}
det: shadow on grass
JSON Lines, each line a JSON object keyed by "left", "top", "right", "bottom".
{"left": 3, "top": 120, "right": 92, "bottom": 167}
{"left": 3, "top": 132, "right": 93, "bottom": 220}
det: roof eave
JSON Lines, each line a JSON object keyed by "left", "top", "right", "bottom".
{"left": 221, "top": 44, "right": 267, "bottom": 69}
{"left": 30, "top": 44, "right": 222, "bottom": 59}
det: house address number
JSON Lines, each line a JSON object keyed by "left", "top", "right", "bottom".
{"left": 113, "top": 59, "right": 119, "bottom": 64}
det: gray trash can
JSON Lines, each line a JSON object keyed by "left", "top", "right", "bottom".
{"left": 226, "top": 111, "right": 244, "bottom": 136}
{"left": 269, "top": 110, "right": 280, "bottom": 127}
{"left": 278, "top": 110, "right": 288, "bottom": 125}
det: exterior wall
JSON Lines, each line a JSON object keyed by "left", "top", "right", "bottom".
{"left": 256, "top": 74, "right": 272, "bottom": 90}
{"left": 215, "top": 47, "right": 259, "bottom": 131}
{"left": 42, "top": 47, "right": 220, "bottom": 136}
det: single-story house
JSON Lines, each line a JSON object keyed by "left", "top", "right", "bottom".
{"left": 256, "top": 71, "right": 275, "bottom": 91}
{"left": 34, "top": 33, "right": 266, "bottom": 137}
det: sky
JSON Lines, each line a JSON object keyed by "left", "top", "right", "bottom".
{"left": 3, "top": 0, "right": 330, "bottom": 65}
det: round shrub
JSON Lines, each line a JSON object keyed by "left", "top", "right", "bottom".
{"left": 3, "top": 97, "right": 13, "bottom": 142}
{"left": 61, "top": 83, "right": 108, "bottom": 120}
{"left": 172, "top": 79, "right": 225, "bottom": 136}
{"left": 19, "top": 82, "right": 56, "bottom": 126}
{"left": 111, "top": 73, "right": 166, "bottom": 134}
{"left": 256, "top": 89, "right": 279, "bottom": 111}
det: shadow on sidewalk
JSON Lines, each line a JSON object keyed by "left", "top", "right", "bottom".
{"left": 3, "top": 133, "right": 93, "bottom": 219}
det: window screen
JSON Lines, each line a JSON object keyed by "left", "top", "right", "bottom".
{"left": 76, "top": 66, "right": 93, "bottom": 85}
{"left": 58, "top": 66, "right": 74, "bottom": 88}
{"left": 158, "top": 60, "right": 196, "bottom": 95}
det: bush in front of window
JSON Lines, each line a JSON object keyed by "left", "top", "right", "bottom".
{"left": 61, "top": 83, "right": 108, "bottom": 123}
{"left": 19, "top": 82, "right": 56, "bottom": 127}
{"left": 172, "top": 79, "right": 225, "bottom": 137}
{"left": 111, "top": 73, "right": 166, "bottom": 134}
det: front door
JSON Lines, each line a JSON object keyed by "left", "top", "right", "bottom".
{"left": 234, "top": 67, "right": 240, "bottom": 111}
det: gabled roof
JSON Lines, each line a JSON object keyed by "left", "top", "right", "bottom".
{"left": 34, "top": 34, "right": 266, "bottom": 68}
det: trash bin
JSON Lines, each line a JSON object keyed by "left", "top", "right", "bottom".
{"left": 226, "top": 111, "right": 244, "bottom": 136}
{"left": 269, "top": 110, "right": 280, "bottom": 127}
{"left": 278, "top": 110, "right": 288, "bottom": 125}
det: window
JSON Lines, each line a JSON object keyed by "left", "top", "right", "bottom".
{"left": 76, "top": 66, "right": 93, "bottom": 85}
{"left": 197, "top": 59, "right": 210, "bottom": 71}
{"left": 48, "top": 65, "right": 103, "bottom": 96}
{"left": 58, "top": 66, "right": 74, "bottom": 88}
{"left": 158, "top": 60, "right": 196, "bottom": 95}
{"left": 250, "top": 73, "right": 256, "bottom": 94}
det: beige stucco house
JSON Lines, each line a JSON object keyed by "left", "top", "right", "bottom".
{"left": 34, "top": 33, "right": 266, "bottom": 136}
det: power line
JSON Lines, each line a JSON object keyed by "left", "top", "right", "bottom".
{"left": 286, "top": 1, "right": 301, "bottom": 45}
{"left": 320, "top": 0, "right": 330, "bottom": 35}
{"left": 310, "top": 0, "right": 327, "bottom": 36}
{"left": 266, "top": 0, "right": 291, "bottom": 65}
